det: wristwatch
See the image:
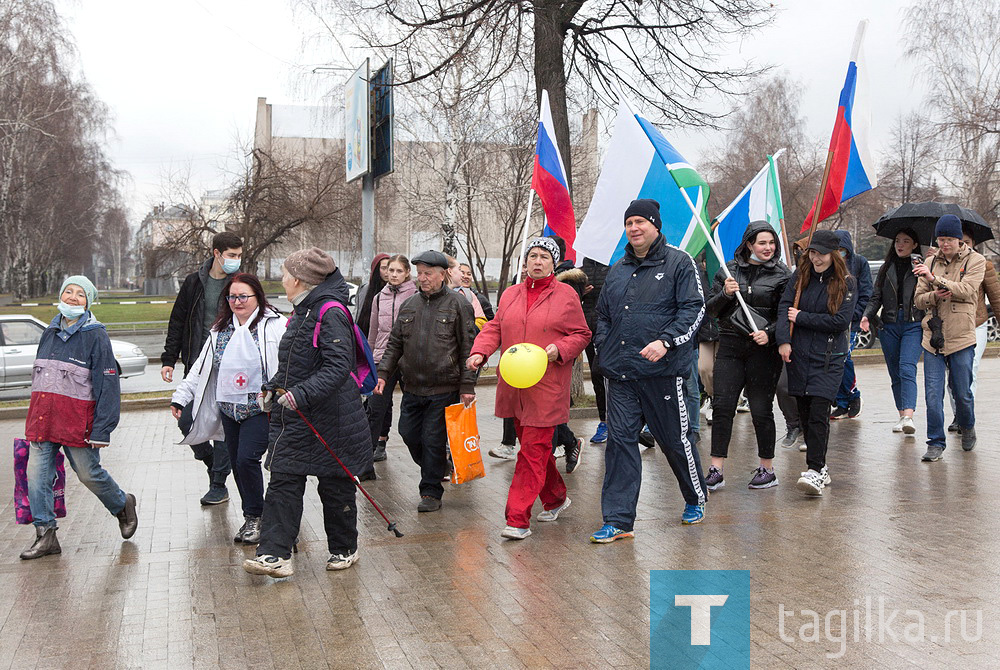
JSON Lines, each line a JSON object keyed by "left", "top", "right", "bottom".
{"left": 660, "top": 338, "right": 672, "bottom": 350}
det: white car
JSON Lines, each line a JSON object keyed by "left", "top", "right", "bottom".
{"left": 0, "top": 315, "right": 147, "bottom": 389}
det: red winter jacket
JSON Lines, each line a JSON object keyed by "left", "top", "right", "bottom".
{"left": 471, "top": 275, "right": 591, "bottom": 427}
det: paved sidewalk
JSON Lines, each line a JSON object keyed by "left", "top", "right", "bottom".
{"left": 0, "top": 361, "right": 999, "bottom": 668}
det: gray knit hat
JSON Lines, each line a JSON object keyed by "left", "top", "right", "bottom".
{"left": 524, "top": 237, "right": 560, "bottom": 265}
{"left": 60, "top": 275, "right": 98, "bottom": 308}
{"left": 284, "top": 247, "right": 336, "bottom": 286}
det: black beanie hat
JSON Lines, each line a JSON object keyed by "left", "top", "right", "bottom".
{"left": 623, "top": 198, "right": 662, "bottom": 230}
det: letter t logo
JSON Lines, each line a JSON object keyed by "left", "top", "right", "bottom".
{"left": 674, "top": 595, "right": 729, "bottom": 645}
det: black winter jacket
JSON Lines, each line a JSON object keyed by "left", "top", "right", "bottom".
{"left": 264, "top": 270, "right": 372, "bottom": 478}
{"left": 864, "top": 257, "right": 924, "bottom": 326}
{"left": 377, "top": 283, "right": 478, "bottom": 396}
{"left": 833, "top": 230, "right": 872, "bottom": 331}
{"left": 595, "top": 234, "right": 705, "bottom": 380}
{"left": 581, "top": 257, "right": 610, "bottom": 334}
{"left": 162, "top": 259, "right": 219, "bottom": 373}
{"left": 707, "top": 221, "right": 792, "bottom": 344}
{"left": 776, "top": 268, "right": 857, "bottom": 402}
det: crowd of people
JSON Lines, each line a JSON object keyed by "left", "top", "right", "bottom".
{"left": 14, "top": 203, "right": 993, "bottom": 575}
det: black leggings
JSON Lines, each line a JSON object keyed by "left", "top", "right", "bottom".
{"left": 585, "top": 339, "right": 606, "bottom": 422}
{"left": 709, "top": 335, "right": 782, "bottom": 460}
{"left": 796, "top": 396, "right": 832, "bottom": 472}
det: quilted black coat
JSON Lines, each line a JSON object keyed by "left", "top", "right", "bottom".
{"left": 264, "top": 270, "right": 372, "bottom": 478}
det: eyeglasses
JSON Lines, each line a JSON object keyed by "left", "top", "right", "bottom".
{"left": 226, "top": 294, "right": 254, "bottom": 304}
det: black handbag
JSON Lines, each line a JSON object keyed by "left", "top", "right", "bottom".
{"left": 729, "top": 303, "right": 770, "bottom": 338}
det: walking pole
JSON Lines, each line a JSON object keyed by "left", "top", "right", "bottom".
{"left": 275, "top": 389, "right": 404, "bottom": 538}
{"left": 515, "top": 188, "right": 536, "bottom": 283}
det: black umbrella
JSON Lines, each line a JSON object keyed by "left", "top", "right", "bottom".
{"left": 873, "top": 201, "right": 994, "bottom": 246}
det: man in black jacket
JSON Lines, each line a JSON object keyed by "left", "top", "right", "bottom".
{"left": 590, "top": 199, "right": 707, "bottom": 543}
{"left": 831, "top": 230, "right": 872, "bottom": 419}
{"left": 161, "top": 231, "right": 243, "bottom": 505}
{"left": 375, "top": 250, "right": 478, "bottom": 512}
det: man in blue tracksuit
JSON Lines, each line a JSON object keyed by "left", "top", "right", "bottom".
{"left": 831, "top": 230, "right": 872, "bottom": 419}
{"left": 590, "top": 199, "right": 708, "bottom": 543}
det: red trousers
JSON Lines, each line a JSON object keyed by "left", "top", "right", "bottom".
{"left": 505, "top": 420, "right": 567, "bottom": 528}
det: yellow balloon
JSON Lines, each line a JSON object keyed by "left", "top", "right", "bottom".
{"left": 498, "top": 342, "right": 548, "bottom": 389}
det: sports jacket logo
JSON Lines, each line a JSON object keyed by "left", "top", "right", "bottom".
{"left": 655, "top": 273, "right": 665, "bottom": 280}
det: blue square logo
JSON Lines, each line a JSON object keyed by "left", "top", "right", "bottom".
{"left": 650, "top": 570, "right": 751, "bottom": 669}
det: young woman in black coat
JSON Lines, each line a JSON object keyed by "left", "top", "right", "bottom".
{"left": 244, "top": 247, "right": 373, "bottom": 578}
{"left": 704, "top": 222, "right": 791, "bottom": 491}
{"left": 776, "top": 230, "right": 857, "bottom": 497}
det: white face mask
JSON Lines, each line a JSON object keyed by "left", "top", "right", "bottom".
{"left": 222, "top": 258, "right": 241, "bottom": 274}
{"left": 750, "top": 252, "right": 765, "bottom": 263}
{"left": 58, "top": 301, "right": 86, "bottom": 319}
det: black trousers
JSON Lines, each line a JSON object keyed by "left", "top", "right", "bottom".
{"left": 502, "top": 417, "right": 517, "bottom": 446}
{"left": 776, "top": 367, "right": 799, "bottom": 431}
{"left": 398, "top": 390, "right": 457, "bottom": 499}
{"left": 585, "top": 339, "right": 607, "bottom": 422}
{"left": 220, "top": 412, "right": 269, "bottom": 517}
{"left": 710, "top": 335, "right": 783, "bottom": 460}
{"left": 603, "top": 376, "right": 706, "bottom": 530}
{"left": 178, "top": 402, "right": 230, "bottom": 487}
{"left": 552, "top": 423, "right": 577, "bottom": 450}
{"left": 368, "top": 369, "right": 400, "bottom": 448}
{"left": 796, "top": 396, "right": 832, "bottom": 472}
{"left": 257, "top": 471, "right": 357, "bottom": 560}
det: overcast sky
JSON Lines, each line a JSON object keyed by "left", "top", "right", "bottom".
{"left": 59, "top": 0, "right": 926, "bottom": 223}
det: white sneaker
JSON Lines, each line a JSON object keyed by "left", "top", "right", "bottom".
{"left": 326, "top": 549, "right": 359, "bottom": 571}
{"left": 501, "top": 526, "right": 532, "bottom": 540}
{"left": 900, "top": 416, "right": 916, "bottom": 434}
{"left": 553, "top": 446, "right": 566, "bottom": 459}
{"left": 243, "top": 554, "right": 293, "bottom": 578}
{"left": 489, "top": 444, "right": 517, "bottom": 460}
{"left": 537, "top": 497, "right": 571, "bottom": 522}
{"left": 798, "top": 441, "right": 807, "bottom": 452}
{"left": 892, "top": 418, "right": 904, "bottom": 433}
{"left": 701, "top": 398, "right": 713, "bottom": 424}
{"left": 736, "top": 395, "right": 750, "bottom": 413}
{"left": 796, "top": 469, "right": 826, "bottom": 496}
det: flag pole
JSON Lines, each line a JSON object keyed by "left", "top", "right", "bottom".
{"left": 516, "top": 188, "right": 536, "bottom": 284}
{"left": 676, "top": 185, "right": 760, "bottom": 329}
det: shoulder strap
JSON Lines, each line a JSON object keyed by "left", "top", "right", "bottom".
{"left": 313, "top": 301, "right": 352, "bottom": 347}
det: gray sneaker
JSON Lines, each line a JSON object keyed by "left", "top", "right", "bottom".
{"left": 921, "top": 445, "right": 945, "bottom": 462}
{"left": 489, "top": 443, "right": 517, "bottom": 460}
{"left": 537, "top": 497, "right": 571, "bottom": 522}
{"left": 747, "top": 467, "right": 777, "bottom": 489}
{"left": 501, "top": 526, "right": 532, "bottom": 540}
{"left": 780, "top": 427, "right": 803, "bottom": 449}
{"left": 962, "top": 427, "right": 977, "bottom": 451}
{"left": 705, "top": 466, "right": 725, "bottom": 491}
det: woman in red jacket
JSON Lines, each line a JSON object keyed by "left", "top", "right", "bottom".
{"left": 467, "top": 238, "right": 591, "bottom": 540}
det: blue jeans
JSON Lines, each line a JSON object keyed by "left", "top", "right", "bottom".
{"left": 27, "top": 441, "right": 127, "bottom": 528}
{"left": 878, "top": 317, "right": 923, "bottom": 411}
{"left": 835, "top": 331, "right": 861, "bottom": 408}
{"left": 924, "top": 345, "right": 975, "bottom": 449}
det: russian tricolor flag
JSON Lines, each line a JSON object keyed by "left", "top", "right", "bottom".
{"left": 532, "top": 90, "right": 577, "bottom": 261}
{"left": 802, "top": 20, "right": 878, "bottom": 232}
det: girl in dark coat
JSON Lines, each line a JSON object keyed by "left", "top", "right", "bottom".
{"left": 244, "top": 248, "right": 372, "bottom": 578}
{"left": 777, "top": 230, "right": 857, "bottom": 497}
{"left": 704, "top": 222, "right": 791, "bottom": 491}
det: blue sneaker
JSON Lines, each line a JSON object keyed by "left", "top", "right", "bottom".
{"left": 590, "top": 421, "right": 608, "bottom": 443}
{"left": 681, "top": 503, "right": 705, "bottom": 525}
{"left": 589, "top": 524, "right": 634, "bottom": 543}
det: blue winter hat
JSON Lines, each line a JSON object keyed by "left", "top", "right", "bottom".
{"left": 60, "top": 275, "right": 97, "bottom": 308}
{"left": 935, "top": 214, "right": 963, "bottom": 240}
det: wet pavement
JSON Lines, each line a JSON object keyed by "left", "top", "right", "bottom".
{"left": 0, "top": 359, "right": 998, "bottom": 668}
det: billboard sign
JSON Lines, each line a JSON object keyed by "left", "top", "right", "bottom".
{"left": 345, "top": 59, "right": 370, "bottom": 182}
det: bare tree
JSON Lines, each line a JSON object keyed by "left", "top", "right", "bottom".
{"left": 879, "top": 112, "right": 941, "bottom": 206}
{"left": 904, "top": 0, "right": 1000, "bottom": 236}
{"left": 298, "top": 0, "right": 773, "bottom": 191}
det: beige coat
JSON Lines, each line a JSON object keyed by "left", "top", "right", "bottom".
{"left": 914, "top": 245, "right": 986, "bottom": 356}
{"left": 975, "top": 260, "right": 1000, "bottom": 327}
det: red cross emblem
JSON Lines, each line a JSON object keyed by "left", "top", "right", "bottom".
{"left": 234, "top": 373, "right": 248, "bottom": 389}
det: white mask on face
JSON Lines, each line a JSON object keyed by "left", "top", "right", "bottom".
{"left": 58, "top": 301, "right": 86, "bottom": 319}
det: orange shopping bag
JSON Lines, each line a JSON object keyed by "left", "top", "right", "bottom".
{"left": 444, "top": 401, "right": 485, "bottom": 484}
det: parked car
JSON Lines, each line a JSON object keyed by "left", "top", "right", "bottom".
{"left": 0, "top": 315, "right": 147, "bottom": 389}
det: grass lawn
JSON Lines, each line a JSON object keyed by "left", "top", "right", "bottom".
{"left": 0, "top": 302, "right": 173, "bottom": 323}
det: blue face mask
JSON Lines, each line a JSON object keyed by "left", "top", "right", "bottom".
{"left": 750, "top": 252, "right": 766, "bottom": 263}
{"left": 58, "top": 301, "right": 86, "bottom": 319}
{"left": 222, "top": 258, "right": 241, "bottom": 274}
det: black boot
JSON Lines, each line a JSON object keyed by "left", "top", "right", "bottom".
{"left": 20, "top": 526, "right": 61, "bottom": 560}
{"left": 358, "top": 468, "right": 377, "bottom": 481}
{"left": 117, "top": 493, "right": 138, "bottom": 539}
{"left": 373, "top": 440, "right": 387, "bottom": 462}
